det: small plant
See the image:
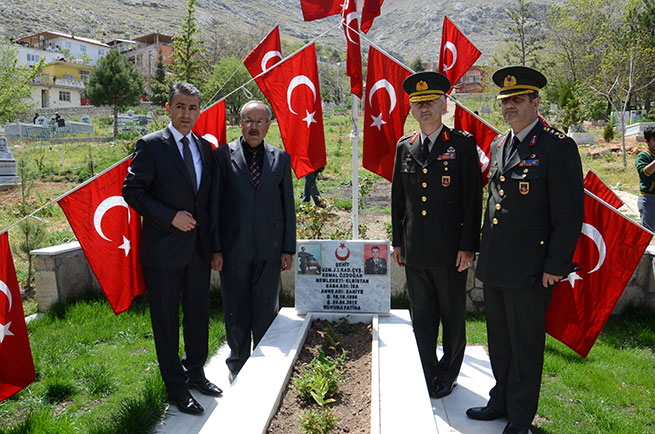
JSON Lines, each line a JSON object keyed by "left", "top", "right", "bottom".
{"left": 358, "top": 173, "right": 376, "bottom": 210}
{"left": 299, "top": 408, "right": 337, "bottom": 434}
{"left": 603, "top": 123, "right": 615, "bottom": 143}
{"left": 334, "top": 318, "right": 354, "bottom": 335}
{"left": 320, "top": 327, "right": 342, "bottom": 356}
{"left": 291, "top": 349, "right": 347, "bottom": 404}
{"left": 383, "top": 222, "right": 393, "bottom": 241}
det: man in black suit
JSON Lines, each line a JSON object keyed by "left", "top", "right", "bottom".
{"left": 467, "top": 66, "right": 584, "bottom": 434}
{"left": 123, "top": 82, "right": 222, "bottom": 415}
{"left": 211, "top": 100, "right": 296, "bottom": 382}
{"left": 391, "top": 71, "right": 482, "bottom": 399}
{"left": 364, "top": 245, "right": 387, "bottom": 274}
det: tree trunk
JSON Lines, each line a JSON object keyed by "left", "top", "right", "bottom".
{"left": 113, "top": 107, "right": 118, "bottom": 141}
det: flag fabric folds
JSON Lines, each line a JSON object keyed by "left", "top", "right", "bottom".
{"left": 362, "top": 46, "right": 412, "bottom": 181}
{"left": 255, "top": 44, "right": 327, "bottom": 178}
{"left": 243, "top": 26, "right": 282, "bottom": 79}
{"left": 341, "top": 0, "right": 363, "bottom": 98}
{"left": 193, "top": 99, "right": 227, "bottom": 148}
{"left": 0, "top": 232, "right": 35, "bottom": 401}
{"left": 545, "top": 191, "right": 653, "bottom": 357}
{"left": 438, "top": 16, "right": 481, "bottom": 88}
{"left": 583, "top": 170, "right": 623, "bottom": 209}
{"left": 453, "top": 104, "right": 496, "bottom": 186}
{"left": 59, "top": 160, "right": 146, "bottom": 315}
{"left": 300, "top": 0, "right": 342, "bottom": 21}
{"left": 360, "top": 0, "right": 384, "bottom": 33}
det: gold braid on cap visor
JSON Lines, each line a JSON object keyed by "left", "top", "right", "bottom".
{"left": 496, "top": 84, "right": 541, "bottom": 99}
{"left": 409, "top": 89, "right": 445, "bottom": 103}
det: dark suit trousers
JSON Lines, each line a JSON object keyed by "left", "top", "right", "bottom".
{"left": 405, "top": 264, "right": 467, "bottom": 385}
{"left": 142, "top": 240, "right": 210, "bottom": 399}
{"left": 483, "top": 284, "right": 553, "bottom": 427}
{"left": 220, "top": 259, "right": 281, "bottom": 375}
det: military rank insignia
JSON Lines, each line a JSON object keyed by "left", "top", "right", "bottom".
{"left": 437, "top": 152, "right": 456, "bottom": 160}
{"left": 519, "top": 182, "right": 529, "bottom": 195}
{"left": 530, "top": 135, "right": 538, "bottom": 146}
{"left": 442, "top": 175, "right": 451, "bottom": 187}
{"left": 518, "top": 159, "right": 540, "bottom": 166}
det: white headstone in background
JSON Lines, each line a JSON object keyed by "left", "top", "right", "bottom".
{"left": 295, "top": 239, "right": 391, "bottom": 314}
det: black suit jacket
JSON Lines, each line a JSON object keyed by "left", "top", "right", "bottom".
{"left": 475, "top": 120, "right": 584, "bottom": 288}
{"left": 365, "top": 257, "right": 387, "bottom": 274}
{"left": 123, "top": 127, "right": 215, "bottom": 269}
{"left": 212, "top": 138, "right": 296, "bottom": 261}
{"left": 391, "top": 126, "right": 483, "bottom": 268}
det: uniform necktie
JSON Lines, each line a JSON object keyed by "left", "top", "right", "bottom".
{"left": 249, "top": 149, "right": 260, "bottom": 185}
{"left": 181, "top": 136, "right": 197, "bottom": 192}
{"left": 505, "top": 135, "right": 520, "bottom": 164}
{"left": 422, "top": 138, "right": 431, "bottom": 162}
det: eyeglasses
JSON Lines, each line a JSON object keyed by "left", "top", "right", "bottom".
{"left": 241, "top": 118, "right": 268, "bottom": 126}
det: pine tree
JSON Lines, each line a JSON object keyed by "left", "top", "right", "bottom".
{"left": 172, "top": 0, "right": 204, "bottom": 84}
{"left": 151, "top": 53, "right": 169, "bottom": 107}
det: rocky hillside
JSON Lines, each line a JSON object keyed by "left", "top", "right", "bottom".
{"left": 0, "top": 0, "right": 559, "bottom": 63}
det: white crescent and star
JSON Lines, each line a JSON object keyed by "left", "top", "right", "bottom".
{"left": 343, "top": 12, "right": 359, "bottom": 45}
{"left": 477, "top": 146, "right": 490, "bottom": 172}
{"left": 287, "top": 75, "right": 318, "bottom": 128}
{"left": 368, "top": 79, "right": 397, "bottom": 131}
{"left": 202, "top": 133, "right": 219, "bottom": 148}
{"left": 93, "top": 196, "right": 132, "bottom": 256}
{"left": 335, "top": 243, "right": 350, "bottom": 261}
{"left": 564, "top": 222, "right": 607, "bottom": 288}
{"left": 0, "top": 279, "right": 14, "bottom": 343}
{"left": 261, "top": 50, "right": 282, "bottom": 73}
{"left": 444, "top": 41, "right": 457, "bottom": 71}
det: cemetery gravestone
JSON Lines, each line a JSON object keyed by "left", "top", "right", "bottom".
{"left": 0, "top": 136, "right": 19, "bottom": 187}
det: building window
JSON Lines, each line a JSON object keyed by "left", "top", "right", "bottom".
{"left": 65, "top": 74, "right": 74, "bottom": 80}
{"left": 65, "top": 41, "right": 72, "bottom": 49}
{"left": 27, "top": 53, "right": 40, "bottom": 62}
{"left": 98, "top": 49, "right": 105, "bottom": 56}
{"left": 59, "top": 91, "right": 71, "bottom": 102}
{"left": 80, "top": 45, "right": 86, "bottom": 53}
{"left": 80, "top": 70, "right": 89, "bottom": 80}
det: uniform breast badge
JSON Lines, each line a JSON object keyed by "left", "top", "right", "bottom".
{"left": 442, "top": 175, "right": 451, "bottom": 187}
{"left": 519, "top": 182, "right": 529, "bottom": 195}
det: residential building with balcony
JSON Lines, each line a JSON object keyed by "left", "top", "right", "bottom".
{"left": 15, "top": 31, "right": 110, "bottom": 66}
{"left": 123, "top": 33, "right": 174, "bottom": 77}
{"left": 31, "top": 60, "right": 92, "bottom": 108}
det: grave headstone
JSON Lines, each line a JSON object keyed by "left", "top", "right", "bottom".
{"left": 479, "top": 102, "right": 491, "bottom": 114}
{"left": 0, "top": 136, "right": 19, "bottom": 187}
{"left": 80, "top": 115, "right": 92, "bottom": 124}
{"left": 35, "top": 116, "right": 48, "bottom": 126}
{"left": 295, "top": 240, "right": 391, "bottom": 314}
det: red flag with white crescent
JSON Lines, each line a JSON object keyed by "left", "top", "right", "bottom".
{"left": 438, "top": 16, "right": 481, "bottom": 89}
{"left": 341, "top": 0, "right": 363, "bottom": 98}
{"left": 0, "top": 232, "right": 35, "bottom": 401}
{"left": 360, "top": 0, "right": 384, "bottom": 33}
{"left": 243, "top": 26, "right": 282, "bottom": 79}
{"left": 300, "top": 0, "right": 341, "bottom": 21}
{"left": 59, "top": 160, "right": 146, "bottom": 315}
{"left": 255, "top": 44, "right": 327, "bottom": 178}
{"left": 583, "top": 170, "right": 623, "bottom": 209}
{"left": 193, "top": 100, "right": 227, "bottom": 149}
{"left": 546, "top": 191, "right": 652, "bottom": 357}
{"left": 454, "top": 104, "right": 496, "bottom": 186}
{"left": 363, "top": 46, "right": 412, "bottom": 181}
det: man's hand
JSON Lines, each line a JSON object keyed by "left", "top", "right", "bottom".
{"left": 211, "top": 252, "right": 223, "bottom": 271}
{"left": 171, "top": 210, "right": 196, "bottom": 232}
{"left": 392, "top": 247, "right": 404, "bottom": 267}
{"left": 542, "top": 272, "right": 562, "bottom": 288}
{"left": 455, "top": 250, "right": 474, "bottom": 272}
{"left": 281, "top": 253, "right": 293, "bottom": 271}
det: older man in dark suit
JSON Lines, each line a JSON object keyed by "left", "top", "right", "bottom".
{"left": 123, "top": 82, "right": 222, "bottom": 415}
{"left": 211, "top": 100, "right": 296, "bottom": 382}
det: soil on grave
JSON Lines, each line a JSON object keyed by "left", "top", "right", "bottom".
{"left": 266, "top": 320, "right": 372, "bottom": 434}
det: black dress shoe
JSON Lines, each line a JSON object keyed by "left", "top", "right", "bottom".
{"left": 503, "top": 422, "right": 530, "bottom": 434}
{"left": 189, "top": 378, "right": 223, "bottom": 396}
{"left": 432, "top": 380, "right": 457, "bottom": 399}
{"left": 466, "top": 405, "right": 506, "bottom": 421}
{"left": 171, "top": 393, "right": 204, "bottom": 415}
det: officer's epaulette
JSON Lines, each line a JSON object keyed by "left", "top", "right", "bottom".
{"left": 451, "top": 128, "right": 472, "bottom": 137}
{"left": 543, "top": 126, "right": 567, "bottom": 140}
{"left": 492, "top": 131, "right": 509, "bottom": 147}
{"left": 398, "top": 131, "right": 419, "bottom": 144}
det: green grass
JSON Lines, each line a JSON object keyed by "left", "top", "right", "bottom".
{"left": 0, "top": 291, "right": 225, "bottom": 434}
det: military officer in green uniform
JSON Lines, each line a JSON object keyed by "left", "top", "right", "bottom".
{"left": 466, "top": 66, "right": 584, "bottom": 434}
{"left": 391, "top": 71, "right": 482, "bottom": 399}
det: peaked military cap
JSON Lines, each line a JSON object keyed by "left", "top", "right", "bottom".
{"left": 492, "top": 66, "right": 547, "bottom": 99}
{"left": 403, "top": 71, "right": 451, "bottom": 103}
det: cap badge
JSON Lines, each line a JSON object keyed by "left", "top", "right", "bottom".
{"left": 504, "top": 75, "right": 517, "bottom": 87}
{"left": 416, "top": 80, "right": 428, "bottom": 91}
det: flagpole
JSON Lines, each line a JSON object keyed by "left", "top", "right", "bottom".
{"left": 351, "top": 94, "right": 360, "bottom": 240}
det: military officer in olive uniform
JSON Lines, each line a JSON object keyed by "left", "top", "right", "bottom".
{"left": 466, "top": 66, "right": 584, "bottom": 434}
{"left": 391, "top": 71, "right": 482, "bottom": 399}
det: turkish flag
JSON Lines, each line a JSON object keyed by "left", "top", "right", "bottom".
{"left": 300, "top": 0, "right": 341, "bottom": 21}
{"left": 256, "top": 44, "right": 327, "bottom": 178}
{"left": 454, "top": 104, "right": 497, "bottom": 186}
{"left": 360, "top": 0, "right": 384, "bottom": 33}
{"left": 0, "top": 232, "right": 35, "bottom": 401}
{"left": 59, "top": 159, "right": 146, "bottom": 315}
{"left": 243, "top": 25, "right": 282, "bottom": 79}
{"left": 341, "top": 0, "right": 363, "bottom": 98}
{"left": 363, "top": 46, "right": 412, "bottom": 181}
{"left": 546, "top": 191, "right": 653, "bottom": 357}
{"left": 193, "top": 99, "right": 227, "bottom": 149}
{"left": 583, "top": 170, "right": 623, "bottom": 209}
{"left": 438, "top": 16, "right": 481, "bottom": 88}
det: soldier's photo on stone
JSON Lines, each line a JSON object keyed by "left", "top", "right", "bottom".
{"left": 297, "top": 244, "right": 322, "bottom": 275}
{"left": 364, "top": 244, "right": 388, "bottom": 275}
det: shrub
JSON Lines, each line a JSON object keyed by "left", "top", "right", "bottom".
{"left": 603, "top": 124, "right": 615, "bottom": 143}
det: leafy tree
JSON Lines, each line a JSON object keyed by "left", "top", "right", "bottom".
{"left": 172, "top": 0, "right": 204, "bottom": 84}
{"left": 150, "top": 53, "right": 169, "bottom": 107}
{"left": 202, "top": 55, "right": 263, "bottom": 116}
{"left": 410, "top": 57, "right": 424, "bottom": 72}
{"left": 85, "top": 48, "right": 145, "bottom": 140}
{"left": 0, "top": 43, "right": 43, "bottom": 123}
{"left": 319, "top": 62, "right": 349, "bottom": 106}
{"left": 495, "top": 0, "right": 545, "bottom": 68}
